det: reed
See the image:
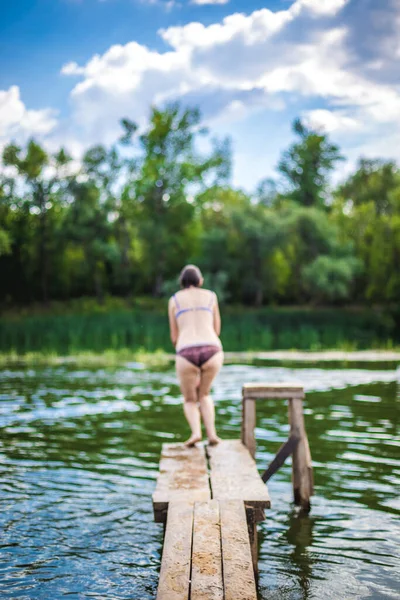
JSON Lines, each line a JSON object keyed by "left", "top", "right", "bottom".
{"left": 0, "top": 307, "right": 397, "bottom": 355}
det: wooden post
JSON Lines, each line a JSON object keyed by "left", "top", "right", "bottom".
{"left": 246, "top": 506, "right": 258, "bottom": 578}
{"left": 242, "top": 393, "right": 256, "bottom": 458}
{"left": 288, "top": 397, "right": 313, "bottom": 512}
{"left": 242, "top": 383, "right": 313, "bottom": 511}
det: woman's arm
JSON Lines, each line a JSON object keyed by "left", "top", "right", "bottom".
{"left": 213, "top": 293, "right": 221, "bottom": 337}
{"left": 168, "top": 297, "right": 178, "bottom": 347}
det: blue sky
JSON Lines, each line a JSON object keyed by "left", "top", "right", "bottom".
{"left": 1, "top": 0, "right": 400, "bottom": 190}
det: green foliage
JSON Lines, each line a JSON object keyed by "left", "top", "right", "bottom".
{"left": 278, "top": 118, "right": 343, "bottom": 208}
{"left": 3, "top": 140, "right": 48, "bottom": 180}
{"left": 64, "top": 181, "right": 120, "bottom": 302}
{"left": 0, "top": 228, "right": 11, "bottom": 257}
{"left": 338, "top": 158, "right": 400, "bottom": 216}
{"left": 0, "top": 307, "right": 396, "bottom": 355}
{"left": 333, "top": 159, "right": 400, "bottom": 303}
{"left": 302, "top": 255, "right": 361, "bottom": 302}
{"left": 2, "top": 140, "right": 72, "bottom": 303}
{"left": 1, "top": 108, "right": 400, "bottom": 324}
{"left": 122, "top": 104, "right": 230, "bottom": 295}
{"left": 270, "top": 205, "right": 360, "bottom": 303}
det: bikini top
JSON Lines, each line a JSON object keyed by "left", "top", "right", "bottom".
{"left": 173, "top": 291, "right": 215, "bottom": 319}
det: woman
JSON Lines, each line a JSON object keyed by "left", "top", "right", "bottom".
{"left": 168, "top": 265, "right": 223, "bottom": 447}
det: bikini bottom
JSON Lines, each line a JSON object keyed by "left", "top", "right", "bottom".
{"left": 177, "top": 345, "right": 221, "bottom": 368}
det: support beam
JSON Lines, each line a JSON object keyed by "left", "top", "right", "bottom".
{"left": 242, "top": 384, "right": 305, "bottom": 400}
{"left": 288, "top": 398, "right": 313, "bottom": 512}
{"left": 245, "top": 507, "right": 258, "bottom": 578}
{"left": 261, "top": 434, "right": 299, "bottom": 483}
{"left": 241, "top": 397, "right": 256, "bottom": 458}
{"left": 241, "top": 383, "right": 314, "bottom": 512}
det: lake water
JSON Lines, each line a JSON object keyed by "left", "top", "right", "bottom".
{"left": 0, "top": 362, "right": 399, "bottom": 599}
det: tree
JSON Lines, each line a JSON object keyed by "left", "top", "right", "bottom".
{"left": 64, "top": 180, "right": 120, "bottom": 303}
{"left": 120, "top": 104, "right": 231, "bottom": 296}
{"left": 337, "top": 158, "right": 400, "bottom": 216}
{"left": 195, "top": 186, "right": 251, "bottom": 302}
{"left": 255, "top": 177, "right": 280, "bottom": 207}
{"left": 281, "top": 205, "right": 360, "bottom": 303}
{"left": 0, "top": 178, "right": 13, "bottom": 258}
{"left": 278, "top": 119, "right": 343, "bottom": 208}
{"left": 2, "top": 141, "right": 71, "bottom": 303}
{"left": 198, "top": 191, "right": 286, "bottom": 306}
{"left": 81, "top": 144, "right": 138, "bottom": 296}
{"left": 333, "top": 160, "right": 400, "bottom": 302}
{"left": 234, "top": 206, "right": 286, "bottom": 305}
{"left": 302, "top": 255, "right": 361, "bottom": 303}
{"left": 332, "top": 199, "right": 400, "bottom": 303}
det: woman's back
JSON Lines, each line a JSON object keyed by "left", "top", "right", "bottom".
{"left": 170, "top": 287, "right": 221, "bottom": 351}
{"left": 168, "top": 264, "right": 223, "bottom": 447}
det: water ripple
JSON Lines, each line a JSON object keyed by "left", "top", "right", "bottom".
{"left": 0, "top": 362, "right": 399, "bottom": 599}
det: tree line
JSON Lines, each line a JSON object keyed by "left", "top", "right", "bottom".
{"left": 1, "top": 104, "right": 400, "bottom": 308}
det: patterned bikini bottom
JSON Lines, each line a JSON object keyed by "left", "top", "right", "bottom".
{"left": 177, "top": 345, "right": 221, "bottom": 368}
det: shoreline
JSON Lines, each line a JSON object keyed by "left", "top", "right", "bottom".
{"left": 1, "top": 349, "right": 400, "bottom": 368}
{"left": 223, "top": 350, "right": 400, "bottom": 363}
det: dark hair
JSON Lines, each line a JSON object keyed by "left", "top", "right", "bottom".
{"left": 179, "top": 265, "right": 202, "bottom": 289}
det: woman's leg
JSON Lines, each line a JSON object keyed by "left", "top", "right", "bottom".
{"left": 176, "top": 355, "right": 202, "bottom": 446}
{"left": 198, "top": 351, "right": 224, "bottom": 444}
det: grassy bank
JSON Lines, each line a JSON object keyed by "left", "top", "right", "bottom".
{"left": 0, "top": 349, "right": 173, "bottom": 368}
{"left": 1, "top": 303, "right": 398, "bottom": 356}
{"left": 1, "top": 349, "right": 400, "bottom": 370}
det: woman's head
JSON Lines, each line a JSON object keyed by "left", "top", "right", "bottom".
{"left": 179, "top": 264, "right": 203, "bottom": 289}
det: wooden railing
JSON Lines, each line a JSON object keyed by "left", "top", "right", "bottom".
{"left": 242, "top": 383, "right": 314, "bottom": 512}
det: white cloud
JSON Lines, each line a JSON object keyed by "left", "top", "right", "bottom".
{"left": 0, "top": 86, "right": 58, "bottom": 142}
{"left": 2, "top": 0, "right": 400, "bottom": 186}
{"left": 61, "top": 61, "right": 85, "bottom": 76}
{"left": 303, "top": 109, "right": 361, "bottom": 133}
{"left": 191, "top": 0, "right": 230, "bottom": 5}
{"left": 55, "top": 0, "right": 400, "bottom": 169}
{"left": 161, "top": 9, "right": 292, "bottom": 50}
{"left": 293, "top": 0, "right": 349, "bottom": 17}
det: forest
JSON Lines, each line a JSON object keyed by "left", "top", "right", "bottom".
{"left": 1, "top": 103, "right": 400, "bottom": 311}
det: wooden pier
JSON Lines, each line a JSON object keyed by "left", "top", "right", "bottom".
{"left": 153, "top": 383, "right": 313, "bottom": 600}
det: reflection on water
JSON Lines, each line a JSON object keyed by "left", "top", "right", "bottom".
{"left": 0, "top": 363, "right": 399, "bottom": 599}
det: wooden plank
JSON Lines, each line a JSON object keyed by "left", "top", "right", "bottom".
{"left": 288, "top": 398, "right": 313, "bottom": 511}
{"left": 153, "top": 443, "right": 210, "bottom": 523}
{"left": 245, "top": 507, "right": 258, "bottom": 577}
{"left": 241, "top": 398, "right": 256, "bottom": 458}
{"left": 261, "top": 434, "right": 299, "bottom": 482}
{"left": 207, "top": 440, "right": 270, "bottom": 518}
{"left": 220, "top": 500, "right": 258, "bottom": 600}
{"left": 191, "top": 501, "right": 223, "bottom": 600}
{"left": 243, "top": 383, "right": 305, "bottom": 400}
{"left": 156, "top": 501, "right": 193, "bottom": 600}
{"left": 304, "top": 434, "right": 314, "bottom": 495}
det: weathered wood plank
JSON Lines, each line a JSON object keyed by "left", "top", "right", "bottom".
{"left": 243, "top": 383, "right": 305, "bottom": 400}
{"left": 288, "top": 398, "right": 313, "bottom": 511}
{"left": 153, "top": 443, "right": 210, "bottom": 523}
{"left": 156, "top": 501, "right": 193, "bottom": 600}
{"left": 191, "top": 501, "right": 223, "bottom": 600}
{"left": 207, "top": 440, "right": 270, "bottom": 518}
{"left": 241, "top": 398, "right": 256, "bottom": 458}
{"left": 261, "top": 434, "right": 299, "bottom": 482}
{"left": 304, "top": 434, "right": 314, "bottom": 495}
{"left": 245, "top": 507, "right": 258, "bottom": 577}
{"left": 220, "top": 500, "right": 258, "bottom": 600}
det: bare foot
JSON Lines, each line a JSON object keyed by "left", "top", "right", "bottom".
{"left": 207, "top": 436, "right": 222, "bottom": 446}
{"left": 184, "top": 435, "right": 202, "bottom": 448}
